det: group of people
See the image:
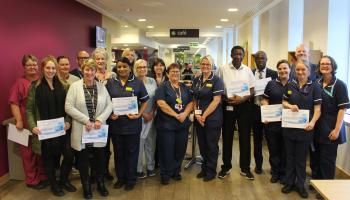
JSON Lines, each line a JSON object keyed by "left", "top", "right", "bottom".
{"left": 8, "top": 44, "right": 349, "bottom": 199}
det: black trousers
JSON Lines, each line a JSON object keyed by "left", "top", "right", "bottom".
{"left": 157, "top": 128, "right": 188, "bottom": 179}
{"left": 41, "top": 136, "right": 65, "bottom": 186}
{"left": 221, "top": 102, "right": 252, "bottom": 172}
{"left": 252, "top": 104, "right": 264, "bottom": 169}
{"left": 59, "top": 133, "right": 75, "bottom": 182}
{"left": 77, "top": 147, "right": 105, "bottom": 183}
{"left": 196, "top": 125, "right": 221, "bottom": 177}
{"left": 265, "top": 128, "right": 286, "bottom": 179}
{"left": 283, "top": 136, "right": 310, "bottom": 189}
{"left": 312, "top": 142, "right": 338, "bottom": 179}
{"left": 104, "top": 132, "right": 112, "bottom": 173}
{"left": 112, "top": 133, "right": 140, "bottom": 185}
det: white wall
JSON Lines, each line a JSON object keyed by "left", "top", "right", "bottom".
{"left": 304, "top": 0, "right": 328, "bottom": 53}
{"left": 237, "top": 21, "right": 252, "bottom": 66}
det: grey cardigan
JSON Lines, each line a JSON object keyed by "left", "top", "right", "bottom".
{"left": 65, "top": 80, "right": 112, "bottom": 151}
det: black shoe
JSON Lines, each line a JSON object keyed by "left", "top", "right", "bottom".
{"left": 26, "top": 180, "right": 49, "bottom": 190}
{"left": 161, "top": 177, "right": 170, "bottom": 185}
{"left": 254, "top": 167, "right": 263, "bottom": 174}
{"left": 309, "top": 184, "right": 315, "bottom": 190}
{"left": 218, "top": 169, "right": 231, "bottom": 179}
{"left": 137, "top": 172, "right": 147, "bottom": 179}
{"left": 51, "top": 185, "right": 65, "bottom": 197}
{"left": 270, "top": 176, "right": 279, "bottom": 183}
{"left": 172, "top": 174, "right": 182, "bottom": 181}
{"left": 60, "top": 181, "right": 77, "bottom": 192}
{"left": 196, "top": 171, "right": 206, "bottom": 179}
{"left": 82, "top": 182, "right": 92, "bottom": 199}
{"left": 97, "top": 180, "right": 109, "bottom": 196}
{"left": 147, "top": 169, "right": 156, "bottom": 177}
{"left": 296, "top": 187, "right": 308, "bottom": 198}
{"left": 203, "top": 176, "right": 215, "bottom": 182}
{"left": 282, "top": 184, "right": 294, "bottom": 194}
{"left": 104, "top": 172, "right": 114, "bottom": 181}
{"left": 240, "top": 171, "right": 254, "bottom": 180}
{"left": 113, "top": 180, "right": 125, "bottom": 189}
{"left": 124, "top": 183, "right": 135, "bottom": 191}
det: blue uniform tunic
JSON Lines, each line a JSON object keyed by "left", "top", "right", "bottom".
{"left": 154, "top": 81, "right": 193, "bottom": 130}
{"left": 191, "top": 73, "right": 224, "bottom": 127}
{"left": 106, "top": 74, "right": 149, "bottom": 135}
{"left": 315, "top": 77, "right": 350, "bottom": 144}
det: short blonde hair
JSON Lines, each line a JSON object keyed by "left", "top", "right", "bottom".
{"left": 133, "top": 59, "right": 147, "bottom": 75}
{"left": 81, "top": 58, "right": 97, "bottom": 71}
{"left": 200, "top": 55, "right": 214, "bottom": 67}
{"left": 92, "top": 47, "right": 108, "bottom": 61}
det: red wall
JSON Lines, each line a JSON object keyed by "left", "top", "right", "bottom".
{"left": 0, "top": 0, "right": 101, "bottom": 176}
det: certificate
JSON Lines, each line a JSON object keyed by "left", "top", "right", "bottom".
{"left": 254, "top": 77, "right": 271, "bottom": 96}
{"left": 226, "top": 80, "right": 250, "bottom": 97}
{"left": 82, "top": 125, "right": 108, "bottom": 144}
{"left": 261, "top": 104, "right": 282, "bottom": 122}
{"left": 282, "top": 109, "right": 309, "bottom": 129}
{"left": 112, "top": 96, "right": 138, "bottom": 115}
{"left": 37, "top": 117, "right": 65, "bottom": 140}
{"left": 7, "top": 123, "right": 31, "bottom": 146}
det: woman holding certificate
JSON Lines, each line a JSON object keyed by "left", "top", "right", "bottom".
{"left": 26, "top": 55, "right": 71, "bottom": 197}
{"left": 281, "top": 59, "right": 322, "bottom": 198}
{"left": 313, "top": 56, "right": 350, "bottom": 198}
{"left": 154, "top": 63, "right": 193, "bottom": 185}
{"left": 261, "top": 60, "right": 290, "bottom": 184}
{"left": 106, "top": 57, "right": 149, "bottom": 191}
{"left": 65, "top": 58, "right": 112, "bottom": 199}
{"left": 134, "top": 59, "right": 158, "bottom": 179}
{"left": 192, "top": 55, "right": 224, "bottom": 181}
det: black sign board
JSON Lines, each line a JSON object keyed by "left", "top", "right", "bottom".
{"left": 173, "top": 48, "right": 183, "bottom": 52}
{"left": 170, "top": 29, "right": 199, "bottom": 38}
{"left": 178, "top": 46, "right": 190, "bottom": 50}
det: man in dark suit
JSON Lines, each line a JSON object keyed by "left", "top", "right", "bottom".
{"left": 70, "top": 50, "right": 89, "bottom": 79}
{"left": 251, "top": 51, "right": 278, "bottom": 174}
{"left": 290, "top": 44, "right": 318, "bottom": 81}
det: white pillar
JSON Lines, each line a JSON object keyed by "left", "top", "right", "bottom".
{"left": 288, "top": 0, "right": 304, "bottom": 51}
{"left": 252, "top": 16, "right": 260, "bottom": 54}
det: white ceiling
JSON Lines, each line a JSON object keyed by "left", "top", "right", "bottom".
{"left": 78, "top": 0, "right": 274, "bottom": 45}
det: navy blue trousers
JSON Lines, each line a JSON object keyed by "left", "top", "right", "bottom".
{"left": 312, "top": 142, "right": 338, "bottom": 179}
{"left": 265, "top": 129, "right": 286, "bottom": 179}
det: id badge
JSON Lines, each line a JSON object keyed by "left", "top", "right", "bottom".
{"left": 194, "top": 109, "right": 202, "bottom": 115}
{"left": 175, "top": 103, "right": 183, "bottom": 111}
{"left": 176, "top": 98, "right": 182, "bottom": 104}
{"left": 226, "top": 106, "right": 234, "bottom": 111}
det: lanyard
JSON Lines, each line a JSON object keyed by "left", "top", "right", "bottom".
{"left": 83, "top": 82, "right": 96, "bottom": 119}
{"left": 170, "top": 82, "right": 182, "bottom": 104}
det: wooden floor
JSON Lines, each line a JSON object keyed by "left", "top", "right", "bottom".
{"left": 0, "top": 134, "right": 338, "bottom": 200}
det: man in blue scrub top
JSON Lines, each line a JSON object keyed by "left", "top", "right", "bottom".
{"left": 106, "top": 57, "right": 149, "bottom": 191}
{"left": 154, "top": 63, "right": 193, "bottom": 185}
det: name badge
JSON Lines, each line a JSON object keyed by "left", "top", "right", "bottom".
{"left": 126, "top": 87, "right": 133, "bottom": 92}
{"left": 226, "top": 106, "right": 234, "bottom": 111}
{"left": 194, "top": 109, "right": 202, "bottom": 115}
{"left": 206, "top": 83, "right": 213, "bottom": 88}
{"left": 175, "top": 104, "right": 183, "bottom": 111}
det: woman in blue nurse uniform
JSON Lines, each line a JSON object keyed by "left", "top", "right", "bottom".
{"left": 192, "top": 55, "right": 224, "bottom": 181}
{"left": 281, "top": 59, "right": 322, "bottom": 199}
{"left": 154, "top": 63, "right": 193, "bottom": 185}
{"left": 313, "top": 56, "right": 350, "bottom": 199}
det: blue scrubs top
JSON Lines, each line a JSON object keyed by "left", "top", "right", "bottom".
{"left": 191, "top": 73, "right": 224, "bottom": 127}
{"left": 154, "top": 81, "right": 192, "bottom": 130}
{"left": 282, "top": 79, "right": 322, "bottom": 141}
{"left": 315, "top": 77, "right": 350, "bottom": 144}
{"left": 263, "top": 78, "right": 289, "bottom": 132}
{"left": 106, "top": 74, "right": 149, "bottom": 135}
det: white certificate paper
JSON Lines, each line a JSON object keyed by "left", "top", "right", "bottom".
{"left": 7, "top": 123, "right": 31, "bottom": 146}
{"left": 37, "top": 117, "right": 65, "bottom": 140}
{"left": 112, "top": 97, "right": 138, "bottom": 115}
{"left": 226, "top": 80, "right": 250, "bottom": 97}
{"left": 82, "top": 125, "right": 108, "bottom": 144}
{"left": 261, "top": 104, "right": 283, "bottom": 122}
{"left": 282, "top": 109, "right": 309, "bottom": 129}
{"left": 254, "top": 77, "right": 271, "bottom": 96}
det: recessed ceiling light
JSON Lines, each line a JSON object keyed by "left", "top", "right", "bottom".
{"left": 122, "top": 25, "right": 128, "bottom": 28}
{"left": 215, "top": 26, "right": 222, "bottom": 28}
{"left": 147, "top": 25, "right": 154, "bottom": 29}
{"left": 138, "top": 18, "right": 146, "bottom": 22}
{"left": 220, "top": 19, "right": 229, "bottom": 22}
{"left": 143, "top": 47, "right": 148, "bottom": 49}
{"left": 123, "top": 44, "right": 128, "bottom": 47}
{"left": 228, "top": 8, "right": 238, "bottom": 12}
{"left": 125, "top": 8, "right": 132, "bottom": 12}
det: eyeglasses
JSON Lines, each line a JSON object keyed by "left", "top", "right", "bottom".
{"left": 25, "top": 64, "right": 38, "bottom": 67}
{"left": 201, "top": 63, "right": 211, "bottom": 66}
{"left": 136, "top": 66, "right": 147, "bottom": 69}
{"left": 77, "top": 57, "right": 89, "bottom": 60}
